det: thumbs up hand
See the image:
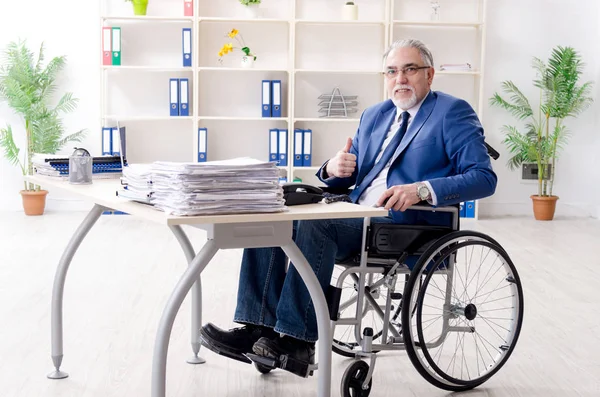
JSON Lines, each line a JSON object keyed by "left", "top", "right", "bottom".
{"left": 325, "top": 137, "right": 357, "bottom": 178}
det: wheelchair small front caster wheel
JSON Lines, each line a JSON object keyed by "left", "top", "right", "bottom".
{"left": 341, "top": 360, "right": 372, "bottom": 397}
{"left": 254, "top": 362, "right": 273, "bottom": 374}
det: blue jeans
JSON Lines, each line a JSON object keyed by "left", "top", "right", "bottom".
{"left": 233, "top": 216, "right": 393, "bottom": 342}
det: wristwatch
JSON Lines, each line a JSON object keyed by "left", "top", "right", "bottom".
{"left": 416, "top": 182, "right": 431, "bottom": 202}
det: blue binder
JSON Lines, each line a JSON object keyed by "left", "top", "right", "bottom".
{"left": 182, "top": 28, "right": 192, "bottom": 67}
{"left": 465, "top": 200, "right": 476, "bottom": 218}
{"left": 271, "top": 80, "right": 282, "bottom": 117}
{"left": 170, "top": 78, "right": 180, "bottom": 116}
{"left": 179, "top": 78, "right": 189, "bottom": 116}
{"left": 278, "top": 128, "right": 288, "bottom": 166}
{"left": 269, "top": 128, "right": 278, "bottom": 163}
{"left": 293, "top": 128, "right": 303, "bottom": 166}
{"left": 102, "top": 127, "right": 112, "bottom": 155}
{"left": 302, "top": 129, "right": 312, "bottom": 166}
{"left": 111, "top": 127, "right": 121, "bottom": 156}
{"left": 262, "top": 80, "right": 272, "bottom": 117}
{"left": 197, "top": 128, "right": 207, "bottom": 162}
{"left": 459, "top": 202, "right": 466, "bottom": 217}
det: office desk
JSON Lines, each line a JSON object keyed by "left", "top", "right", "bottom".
{"left": 26, "top": 175, "right": 388, "bottom": 397}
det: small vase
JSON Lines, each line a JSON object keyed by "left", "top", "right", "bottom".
{"left": 342, "top": 4, "right": 358, "bottom": 20}
{"left": 241, "top": 56, "right": 255, "bottom": 68}
{"left": 132, "top": 0, "right": 149, "bottom": 16}
{"left": 245, "top": 3, "right": 261, "bottom": 18}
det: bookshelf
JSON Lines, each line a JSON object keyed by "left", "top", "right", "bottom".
{"left": 99, "top": 0, "right": 487, "bottom": 218}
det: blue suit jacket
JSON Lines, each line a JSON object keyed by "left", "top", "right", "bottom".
{"left": 317, "top": 91, "right": 497, "bottom": 227}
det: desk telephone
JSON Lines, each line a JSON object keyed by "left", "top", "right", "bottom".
{"left": 282, "top": 183, "right": 352, "bottom": 206}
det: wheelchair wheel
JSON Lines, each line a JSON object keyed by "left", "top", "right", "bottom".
{"left": 331, "top": 268, "right": 403, "bottom": 358}
{"left": 401, "top": 231, "right": 523, "bottom": 392}
{"left": 341, "top": 360, "right": 372, "bottom": 397}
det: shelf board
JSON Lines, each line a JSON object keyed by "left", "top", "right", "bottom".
{"left": 102, "top": 66, "right": 193, "bottom": 72}
{"left": 436, "top": 70, "right": 481, "bottom": 75}
{"left": 199, "top": 17, "right": 289, "bottom": 23}
{"left": 101, "top": 15, "right": 194, "bottom": 22}
{"left": 393, "top": 20, "right": 482, "bottom": 27}
{"left": 199, "top": 116, "right": 289, "bottom": 122}
{"left": 295, "top": 69, "right": 381, "bottom": 75}
{"left": 295, "top": 19, "right": 385, "bottom": 26}
{"left": 293, "top": 166, "right": 320, "bottom": 171}
{"left": 199, "top": 67, "right": 288, "bottom": 73}
{"left": 294, "top": 117, "right": 360, "bottom": 123}
{"left": 103, "top": 115, "right": 194, "bottom": 121}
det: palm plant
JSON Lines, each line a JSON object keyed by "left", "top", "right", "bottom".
{"left": 0, "top": 39, "right": 86, "bottom": 191}
{"left": 490, "top": 46, "right": 593, "bottom": 198}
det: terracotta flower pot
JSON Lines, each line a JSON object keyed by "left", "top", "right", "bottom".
{"left": 530, "top": 195, "right": 558, "bottom": 221}
{"left": 20, "top": 190, "right": 48, "bottom": 216}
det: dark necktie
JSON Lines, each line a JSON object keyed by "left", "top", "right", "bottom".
{"left": 357, "top": 111, "right": 410, "bottom": 193}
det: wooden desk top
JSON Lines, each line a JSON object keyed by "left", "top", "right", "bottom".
{"left": 26, "top": 175, "right": 389, "bottom": 226}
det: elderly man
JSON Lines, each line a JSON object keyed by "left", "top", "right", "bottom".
{"left": 199, "top": 38, "right": 497, "bottom": 377}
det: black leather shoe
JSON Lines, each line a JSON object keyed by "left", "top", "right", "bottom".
{"left": 199, "top": 323, "right": 278, "bottom": 364}
{"left": 251, "top": 335, "right": 316, "bottom": 377}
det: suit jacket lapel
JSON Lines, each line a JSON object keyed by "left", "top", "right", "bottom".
{"left": 391, "top": 91, "right": 436, "bottom": 164}
{"left": 357, "top": 102, "right": 396, "bottom": 186}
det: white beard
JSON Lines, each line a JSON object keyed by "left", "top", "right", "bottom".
{"left": 391, "top": 86, "right": 417, "bottom": 110}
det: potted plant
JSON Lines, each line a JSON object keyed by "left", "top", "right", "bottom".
{"left": 490, "top": 46, "right": 593, "bottom": 220}
{"left": 0, "top": 40, "right": 86, "bottom": 215}
{"left": 218, "top": 28, "right": 257, "bottom": 68}
{"left": 239, "top": 0, "right": 261, "bottom": 18}
{"left": 125, "top": 0, "right": 149, "bottom": 16}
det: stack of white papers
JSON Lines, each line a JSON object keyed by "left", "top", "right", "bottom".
{"left": 439, "top": 63, "right": 472, "bottom": 71}
{"left": 149, "top": 157, "right": 287, "bottom": 216}
{"left": 117, "top": 163, "right": 154, "bottom": 204}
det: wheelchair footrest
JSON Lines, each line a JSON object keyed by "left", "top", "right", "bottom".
{"left": 245, "top": 353, "right": 317, "bottom": 378}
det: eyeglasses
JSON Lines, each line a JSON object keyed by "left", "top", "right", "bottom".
{"left": 382, "top": 66, "right": 431, "bottom": 79}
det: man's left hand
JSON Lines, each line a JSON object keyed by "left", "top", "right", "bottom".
{"left": 376, "top": 183, "right": 420, "bottom": 211}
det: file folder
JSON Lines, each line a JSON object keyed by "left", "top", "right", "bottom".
{"left": 182, "top": 28, "right": 192, "bottom": 67}
{"left": 269, "top": 129, "right": 278, "bottom": 163}
{"left": 111, "top": 126, "right": 126, "bottom": 157}
{"left": 271, "top": 80, "right": 282, "bottom": 117}
{"left": 102, "top": 127, "right": 112, "bottom": 155}
{"left": 465, "top": 200, "right": 475, "bottom": 218}
{"left": 102, "top": 27, "right": 112, "bottom": 65}
{"left": 262, "top": 80, "right": 271, "bottom": 117}
{"left": 302, "top": 129, "right": 312, "bottom": 166}
{"left": 111, "top": 127, "right": 121, "bottom": 156}
{"left": 197, "top": 128, "right": 207, "bottom": 162}
{"left": 293, "top": 129, "right": 303, "bottom": 166}
{"left": 179, "top": 78, "right": 189, "bottom": 116}
{"left": 459, "top": 202, "right": 465, "bottom": 218}
{"left": 183, "top": 0, "right": 193, "bottom": 16}
{"left": 278, "top": 129, "right": 288, "bottom": 166}
{"left": 170, "top": 78, "right": 180, "bottom": 116}
{"left": 111, "top": 27, "right": 121, "bottom": 66}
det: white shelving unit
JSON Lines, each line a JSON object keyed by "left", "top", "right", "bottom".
{"left": 99, "top": 0, "right": 487, "bottom": 217}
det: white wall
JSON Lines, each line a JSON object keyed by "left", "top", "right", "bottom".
{"left": 0, "top": 0, "right": 598, "bottom": 218}
{"left": 0, "top": 1, "right": 100, "bottom": 211}
{"left": 481, "top": 0, "right": 600, "bottom": 218}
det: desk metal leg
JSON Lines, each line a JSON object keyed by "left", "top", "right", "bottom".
{"left": 47, "top": 204, "right": 106, "bottom": 380}
{"left": 281, "top": 243, "right": 332, "bottom": 397}
{"left": 151, "top": 239, "right": 218, "bottom": 397}
{"left": 169, "top": 225, "right": 206, "bottom": 365}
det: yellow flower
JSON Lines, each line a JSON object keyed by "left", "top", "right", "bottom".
{"left": 218, "top": 50, "right": 224, "bottom": 57}
{"left": 227, "top": 29, "right": 239, "bottom": 39}
{"left": 224, "top": 43, "right": 233, "bottom": 54}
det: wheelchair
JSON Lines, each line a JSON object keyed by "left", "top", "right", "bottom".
{"left": 329, "top": 204, "right": 524, "bottom": 396}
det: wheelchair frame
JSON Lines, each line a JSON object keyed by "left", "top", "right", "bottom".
{"left": 330, "top": 204, "right": 524, "bottom": 396}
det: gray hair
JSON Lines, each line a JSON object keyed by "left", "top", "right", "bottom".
{"left": 383, "top": 39, "right": 434, "bottom": 68}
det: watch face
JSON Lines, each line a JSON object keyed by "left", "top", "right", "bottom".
{"left": 418, "top": 185, "right": 429, "bottom": 199}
